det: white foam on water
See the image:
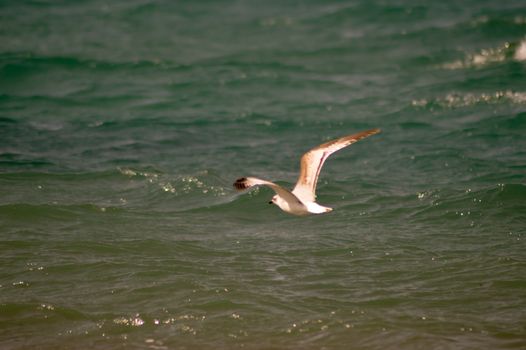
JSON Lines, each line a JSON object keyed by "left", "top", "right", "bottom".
{"left": 513, "top": 38, "right": 526, "bottom": 61}
{"left": 442, "top": 43, "right": 509, "bottom": 69}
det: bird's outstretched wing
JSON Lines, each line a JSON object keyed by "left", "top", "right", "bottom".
{"left": 234, "top": 177, "right": 302, "bottom": 205}
{"left": 291, "top": 128, "right": 381, "bottom": 203}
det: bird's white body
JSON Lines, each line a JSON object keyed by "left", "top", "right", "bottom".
{"left": 270, "top": 188, "right": 331, "bottom": 215}
{"left": 233, "top": 129, "right": 380, "bottom": 216}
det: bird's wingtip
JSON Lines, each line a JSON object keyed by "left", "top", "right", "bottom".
{"left": 233, "top": 177, "right": 250, "bottom": 191}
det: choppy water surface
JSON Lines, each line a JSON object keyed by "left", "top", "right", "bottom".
{"left": 1, "top": 1, "right": 525, "bottom": 349}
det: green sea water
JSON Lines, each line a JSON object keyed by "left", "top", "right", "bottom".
{"left": 1, "top": 1, "right": 526, "bottom": 349}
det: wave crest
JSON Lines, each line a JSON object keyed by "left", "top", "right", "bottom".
{"left": 412, "top": 91, "right": 526, "bottom": 109}
{"left": 442, "top": 39, "right": 526, "bottom": 70}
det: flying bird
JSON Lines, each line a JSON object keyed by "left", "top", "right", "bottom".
{"left": 233, "top": 128, "right": 380, "bottom": 215}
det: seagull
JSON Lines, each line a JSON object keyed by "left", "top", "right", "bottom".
{"left": 233, "top": 128, "right": 380, "bottom": 215}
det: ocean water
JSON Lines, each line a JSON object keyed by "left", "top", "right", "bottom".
{"left": 1, "top": 1, "right": 526, "bottom": 349}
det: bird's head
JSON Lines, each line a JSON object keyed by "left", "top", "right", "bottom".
{"left": 268, "top": 195, "right": 278, "bottom": 205}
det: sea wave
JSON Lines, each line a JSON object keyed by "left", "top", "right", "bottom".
{"left": 411, "top": 90, "right": 526, "bottom": 108}
{"left": 0, "top": 51, "right": 184, "bottom": 72}
{"left": 117, "top": 167, "right": 228, "bottom": 198}
{"left": 441, "top": 38, "right": 526, "bottom": 69}
{"left": 0, "top": 168, "right": 232, "bottom": 218}
{"left": 408, "top": 183, "right": 526, "bottom": 226}
{"left": 514, "top": 38, "right": 526, "bottom": 61}
{"left": 0, "top": 203, "right": 124, "bottom": 221}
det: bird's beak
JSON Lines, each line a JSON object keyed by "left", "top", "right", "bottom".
{"left": 268, "top": 201, "right": 273, "bottom": 205}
